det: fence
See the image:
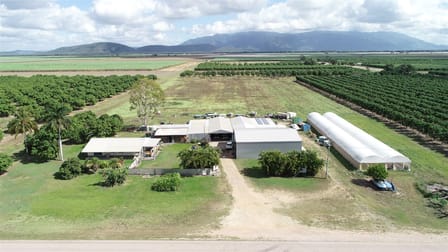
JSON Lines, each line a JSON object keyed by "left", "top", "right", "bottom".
{"left": 128, "top": 165, "right": 219, "bottom": 176}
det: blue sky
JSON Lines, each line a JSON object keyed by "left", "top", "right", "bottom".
{"left": 1, "top": 0, "right": 447, "bottom": 51}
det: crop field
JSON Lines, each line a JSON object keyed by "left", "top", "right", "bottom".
{"left": 297, "top": 73, "right": 448, "bottom": 142}
{"left": 327, "top": 54, "right": 448, "bottom": 70}
{"left": 0, "top": 56, "right": 185, "bottom": 71}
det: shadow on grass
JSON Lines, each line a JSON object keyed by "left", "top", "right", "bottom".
{"left": 351, "top": 178, "right": 377, "bottom": 190}
{"left": 89, "top": 181, "right": 107, "bottom": 187}
{"left": 330, "top": 148, "right": 357, "bottom": 171}
{"left": 242, "top": 166, "right": 268, "bottom": 178}
{"left": 12, "top": 150, "right": 47, "bottom": 164}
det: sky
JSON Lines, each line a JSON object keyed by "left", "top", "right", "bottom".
{"left": 1, "top": 0, "right": 447, "bottom": 51}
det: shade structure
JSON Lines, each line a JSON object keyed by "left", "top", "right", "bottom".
{"left": 307, "top": 112, "right": 411, "bottom": 170}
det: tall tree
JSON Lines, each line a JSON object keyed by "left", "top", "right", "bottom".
{"left": 129, "top": 78, "right": 165, "bottom": 128}
{"left": 7, "top": 107, "right": 38, "bottom": 139}
{"left": 44, "top": 104, "right": 71, "bottom": 161}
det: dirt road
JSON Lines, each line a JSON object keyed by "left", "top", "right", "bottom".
{"left": 215, "top": 158, "right": 448, "bottom": 242}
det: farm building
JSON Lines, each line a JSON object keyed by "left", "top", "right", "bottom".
{"left": 230, "top": 116, "right": 278, "bottom": 129}
{"left": 207, "top": 117, "right": 233, "bottom": 141}
{"left": 307, "top": 112, "right": 411, "bottom": 170}
{"left": 153, "top": 124, "right": 188, "bottom": 143}
{"left": 81, "top": 137, "right": 161, "bottom": 158}
{"left": 152, "top": 116, "right": 302, "bottom": 159}
{"left": 234, "top": 128, "right": 302, "bottom": 159}
{"left": 187, "top": 119, "right": 208, "bottom": 142}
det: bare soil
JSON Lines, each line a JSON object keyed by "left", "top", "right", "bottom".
{"left": 214, "top": 158, "right": 448, "bottom": 242}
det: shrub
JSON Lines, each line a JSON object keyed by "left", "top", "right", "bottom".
{"left": 58, "top": 157, "right": 82, "bottom": 180}
{"left": 258, "top": 150, "right": 324, "bottom": 177}
{"left": 101, "top": 167, "right": 127, "bottom": 187}
{"left": 0, "top": 153, "right": 13, "bottom": 174}
{"left": 365, "top": 164, "right": 388, "bottom": 180}
{"left": 151, "top": 173, "right": 182, "bottom": 192}
{"left": 178, "top": 145, "right": 220, "bottom": 169}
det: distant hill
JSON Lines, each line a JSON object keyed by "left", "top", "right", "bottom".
{"left": 48, "top": 42, "right": 135, "bottom": 55}
{"left": 1, "top": 31, "right": 446, "bottom": 56}
{"left": 182, "top": 31, "right": 446, "bottom": 52}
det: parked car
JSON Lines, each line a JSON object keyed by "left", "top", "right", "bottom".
{"left": 225, "top": 141, "right": 233, "bottom": 150}
{"left": 371, "top": 179, "right": 395, "bottom": 191}
{"left": 317, "top": 136, "right": 331, "bottom": 147}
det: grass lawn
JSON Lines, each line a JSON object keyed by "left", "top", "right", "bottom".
{"left": 234, "top": 159, "right": 329, "bottom": 192}
{"left": 0, "top": 144, "right": 230, "bottom": 239}
{"left": 140, "top": 143, "right": 193, "bottom": 169}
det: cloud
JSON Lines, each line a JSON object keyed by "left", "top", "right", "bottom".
{"left": 1, "top": 0, "right": 448, "bottom": 50}
{"left": 358, "top": 0, "right": 402, "bottom": 23}
{"left": 91, "top": 0, "right": 157, "bottom": 24}
{"left": 158, "top": 0, "right": 267, "bottom": 18}
{"left": 1, "top": 0, "right": 56, "bottom": 10}
{"left": 188, "top": 0, "right": 448, "bottom": 46}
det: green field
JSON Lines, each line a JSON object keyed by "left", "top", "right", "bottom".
{"left": 0, "top": 56, "right": 185, "bottom": 71}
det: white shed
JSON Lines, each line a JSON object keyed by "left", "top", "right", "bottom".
{"left": 234, "top": 128, "right": 302, "bottom": 159}
{"left": 81, "top": 137, "right": 161, "bottom": 158}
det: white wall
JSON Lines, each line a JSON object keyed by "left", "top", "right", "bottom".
{"left": 236, "top": 142, "right": 302, "bottom": 159}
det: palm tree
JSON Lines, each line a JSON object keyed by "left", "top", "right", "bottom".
{"left": 84, "top": 157, "right": 102, "bottom": 174}
{"left": 7, "top": 107, "right": 38, "bottom": 139}
{"left": 44, "top": 104, "right": 71, "bottom": 161}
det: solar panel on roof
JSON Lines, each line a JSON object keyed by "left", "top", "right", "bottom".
{"left": 261, "top": 118, "right": 269, "bottom": 125}
{"left": 255, "top": 118, "right": 263, "bottom": 125}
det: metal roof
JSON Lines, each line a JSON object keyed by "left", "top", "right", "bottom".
{"left": 154, "top": 128, "right": 188, "bottom": 136}
{"left": 234, "top": 128, "right": 302, "bottom": 143}
{"left": 231, "top": 116, "right": 278, "bottom": 129}
{"left": 188, "top": 119, "right": 208, "bottom": 135}
{"left": 81, "top": 138, "right": 160, "bottom": 153}
{"left": 208, "top": 117, "right": 233, "bottom": 134}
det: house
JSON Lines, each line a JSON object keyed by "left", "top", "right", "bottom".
{"left": 81, "top": 138, "right": 161, "bottom": 158}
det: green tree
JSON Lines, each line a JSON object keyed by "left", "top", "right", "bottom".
{"left": 58, "top": 157, "right": 82, "bottom": 180}
{"left": 24, "top": 126, "right": 58, "bottom": 161}
{"left": 178, "top": 145, "right": 220, "bottom": 169}
{"left": 66, "top": 111, "right": 97, "bottom": 144}
{"left": 365, "top": 164, "right": 388, "bottom": 180}
{"left": 44, "top": 104, "right": 71, "bottom": 161}
{"left": 258, "top": 150, "right": 324, "bottom": 177}
{"left": 258, "top": 151, "right": 287, "bottom": 176}
{"left": 0, "top": 153, "right": 13, "bottom": 174}
{"left": 302, "top": 150, "right": 324, "bottom": 176}
{"left": 7, "top": 106, "right": 38, "bottom": 139}
{"left": 129, "top": 78, "right": 165, "bottom": 128}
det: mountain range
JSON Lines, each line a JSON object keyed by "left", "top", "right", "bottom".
{"left": 2, "top": 31, "right": 446, "bottom": 56}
